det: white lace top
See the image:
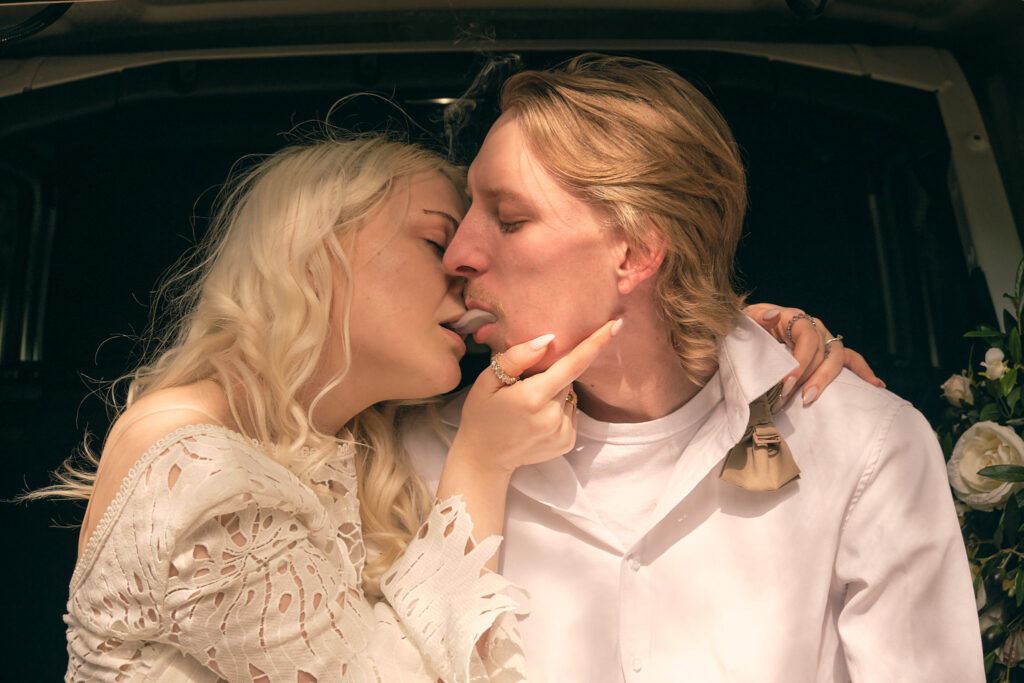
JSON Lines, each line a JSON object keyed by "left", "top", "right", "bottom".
{"left": 65, "top": 424, "right": 526, "bottom": 682}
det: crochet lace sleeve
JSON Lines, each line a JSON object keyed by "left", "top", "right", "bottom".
{"left": 152, "top": 437, "right": 524, "bottom": 682}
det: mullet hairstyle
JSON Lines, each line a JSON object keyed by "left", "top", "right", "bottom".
{"left": 501, "top": 53, "right": 748, "bottom": 384}
{"left": 33, "top": 133, "right": 464, "bottom": 600}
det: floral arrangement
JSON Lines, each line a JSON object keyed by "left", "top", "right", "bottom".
{"left": 937, "top": 259, "right": 1024, "bottom": 681}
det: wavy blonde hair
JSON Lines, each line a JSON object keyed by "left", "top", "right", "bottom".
{"left": 501, "top": 53, "right": 748, "bottom": 384}
{"left": 34, "top": 132, "right": 464, "bottom": 599}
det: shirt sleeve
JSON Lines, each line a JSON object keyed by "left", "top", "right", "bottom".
{"left": 833, "top": 403, "right": 984, "bottom": 682}
{"left": 155, "top": 438, "right": 524, "bottom": 683}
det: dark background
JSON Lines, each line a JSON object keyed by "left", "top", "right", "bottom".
{"left": 1, "top": 1, "right": 1022, "bottom": 679}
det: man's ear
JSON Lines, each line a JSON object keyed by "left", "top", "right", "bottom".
{"left": 615, "top": 228, "right": 667, "bottom": 295}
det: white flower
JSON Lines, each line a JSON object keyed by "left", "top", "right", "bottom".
{"left": 983, "top": 347, "right": 1008, "bottom": 380}
{"left": 941, "top": 374, "right": 974, "bottom": 406}
{"left": 947, "top": 421, "right": 1024, "bottom": 510}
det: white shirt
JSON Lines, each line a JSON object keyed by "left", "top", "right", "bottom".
{"left": 405, "top": 317, "right": 983, "bottom": 682}
{"left": 565, "top": 375, "right": 722, "bottom": 549}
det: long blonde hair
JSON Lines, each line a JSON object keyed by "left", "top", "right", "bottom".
{"left": 35, "top": 132, "right": 464, "bottom": 599}
{"left": 501, "top": 53, "right": 748, "bottom": 384}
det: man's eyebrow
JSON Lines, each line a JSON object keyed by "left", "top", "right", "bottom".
{"left": 422, "top": 209, "right": 459, "bottom": 232}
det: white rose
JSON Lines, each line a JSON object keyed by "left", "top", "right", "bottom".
{"left": 947, "top": 421, "right": 1024, "bottom": 511}
{"left": 941, "top": 374, "right": 974, "bottom": 406}
{"left": 983, "top": 347, "right": 1007, "bottom": 380}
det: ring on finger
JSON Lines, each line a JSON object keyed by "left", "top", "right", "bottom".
{"left": 565, "top": 389, "right": 578, "bottom": 406}
{"left": 785, "top": 313, "right": 817, "bottom": 345}
{"left": 823, "top": 334, "right": 844, "bottom": 359}
{"left": 490, "top": 353, "right": 520, "bottom": 385}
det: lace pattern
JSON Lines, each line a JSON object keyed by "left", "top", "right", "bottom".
{"left": 65, "top": 424, "right": 525, "bottom": 682}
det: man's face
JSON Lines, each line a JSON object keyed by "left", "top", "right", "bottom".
{"left": 443, "top": 112, "right": 626, "bottom": 370}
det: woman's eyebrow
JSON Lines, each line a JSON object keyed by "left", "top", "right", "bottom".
{"left": 422, "top": 209, "right": 459, "bottom": 234}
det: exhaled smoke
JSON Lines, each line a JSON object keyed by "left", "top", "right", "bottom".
{"left": 442, "top": 53, "right": 523, "bottom": 163}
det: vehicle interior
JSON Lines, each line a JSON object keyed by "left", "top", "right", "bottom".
{"left": 2, "top": 1, "right": 1022, "bottom": 678}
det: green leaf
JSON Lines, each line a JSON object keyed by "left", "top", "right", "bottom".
{"left": 1008, "top": 386, "right": 1021, "bottom": 415}
{"left": 940, "top": 432, "right": 954, "bottom": 461}
{"left": 1011, "top": 327, "right": 1022, "bottom": 365}
{"left": 965, "top": 327, "right": 1004, "bottom": 342}
{"left": 980, "top": 402, "right": 1003, "bottom": 422}
{"left": 1002, "top": 368, "right": 1018, "bottom": 397}
{"left": 1006, "top": 309, "right": 1018, "bottom": 337}
{"left": 1004, "top": 495, "right": 1020, "bottom": 546}
{"left": 1015, "top": 256, "right": 1024, "bottom": 303}
{"left": 1016, "top": 570, "right": 1024, "bottom": 607}
{"left": 979, "top": 465, "right": 1024, "bottom": 482}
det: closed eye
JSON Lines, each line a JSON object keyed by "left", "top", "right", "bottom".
{"left": 426, "top": 239, "right": 446, "bottom": 256}
{"left": 498, "top": 220, "right": 525, "bottom": 234}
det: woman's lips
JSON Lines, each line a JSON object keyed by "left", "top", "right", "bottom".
{"left": 451, "top": 309, "right": 497, "bottom": 336}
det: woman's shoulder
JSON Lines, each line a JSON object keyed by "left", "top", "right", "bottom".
{"left": 90, "top": 382, "right": 235, "bottom": 506}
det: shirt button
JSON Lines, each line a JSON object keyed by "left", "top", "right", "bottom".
{"left": 628, "top": 556, "right": 641, "bottom": 572}
{"left": 632, "top": 657, "right": 643, "bottom": 672}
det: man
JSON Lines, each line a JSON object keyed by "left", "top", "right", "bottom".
{"left": 408, "top": 54, "right": 982, "bottom": 681}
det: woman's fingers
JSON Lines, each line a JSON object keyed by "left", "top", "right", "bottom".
{"left": 480, "top": 333, "right": 556, "bottom": 390}
{"left": 524, "top": 319, "right": 622, "bottom": 398}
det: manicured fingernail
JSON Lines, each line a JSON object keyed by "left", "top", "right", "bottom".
{"left": 762, "top": 308, "right": 780, "bottom": 321}
{"left": 877, "top": 379, "right": 887, "bottom": 389}
{"left": 528, "top": 333, "right": 556, "bottom": 350}
{"left": 802, "top": 385, "right": 820, "bottom": 406}
{"left": 610, "top": 318, "right": 624, "bottom": 337}
{"left": 780, "top": 375, "right": 797, "bottom": 399}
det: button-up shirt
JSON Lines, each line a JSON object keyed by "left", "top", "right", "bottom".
{"left": 405, "top": 317, "right": 983, "bottom": 682}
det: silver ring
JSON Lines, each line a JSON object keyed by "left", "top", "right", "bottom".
{"left": 824, "top": 334, "right": 844, "bottom": 359}
{"left": 785, "top": 313, "right": 817, "bottom": 345}
{"left": 490, "top": 353, "right": 520, "bottom": 385}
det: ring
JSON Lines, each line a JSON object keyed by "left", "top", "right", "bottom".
{"left": 490, "top": 353, "right": 520, "bottom": 385}
{"left": 565, "top": 390, "right": 577, "bottom": 406}
{"left": 823, "top": 334, "right": 844, "bottom": 359}
{"left": 785, "top": 313, "right": 817, "bottom": 345}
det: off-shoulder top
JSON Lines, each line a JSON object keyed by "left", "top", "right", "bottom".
{"left": 64, "top": 424, "right": 525, "bottom": 682}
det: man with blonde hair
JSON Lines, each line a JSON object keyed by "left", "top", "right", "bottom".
{"left": 407, "top": 54, "right": 982, "bottom": 681}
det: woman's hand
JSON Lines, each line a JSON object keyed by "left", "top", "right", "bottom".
{"left": 745, "top": 303, "right": 884, "bottom": 406}
{"left": 452, "top": 318, "right": 620, "bottom": 475}
{"left": 435, "top": 319, "right": 620, "bottom": 572}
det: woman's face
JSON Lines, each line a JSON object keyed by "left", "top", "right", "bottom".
{"left": 337, "top": 171, "right": 468, "bottom": 410}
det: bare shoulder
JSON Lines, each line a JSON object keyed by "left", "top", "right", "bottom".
{"left": 80, "top": 381, "right": 233, "bottom": 557}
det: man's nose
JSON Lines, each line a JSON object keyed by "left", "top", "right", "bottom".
{"left": 443, "top": 210, "right": 489, "bottom": 277}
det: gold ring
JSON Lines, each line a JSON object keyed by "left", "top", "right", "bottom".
{"left": 565, "top": 390, "right": 577, "bottom": 405}
{"left": 785, "top": 313, "right": 817, "bottom": 345}
{"left": 490, "top": 353, "right": 520, "bottom": 385}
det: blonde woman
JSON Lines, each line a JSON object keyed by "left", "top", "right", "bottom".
{"left": 48, "top": 133, "right": 618, "bottom": 682}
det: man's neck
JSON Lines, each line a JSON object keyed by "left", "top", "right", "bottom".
{"left": 574, "top": 317, "right": 715, "bottom": 424}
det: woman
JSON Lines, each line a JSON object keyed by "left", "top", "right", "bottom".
{"left": 46, "top": 132, "right": 857, "bottom": 682}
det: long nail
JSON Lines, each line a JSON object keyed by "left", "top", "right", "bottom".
{"left": 528, "top": 333, "right": 556, "bottom": 350}
{"left": 802, "top": 385, "right": 820, "bottom": 406}
{"left": 610, "top": 318, "right": 624, "bottom": 337}
{"left": 762, "top": 308, "right": 781, "bottom": 321}
{"left": 780, "top": 375, "right": 797, "bottom": 399}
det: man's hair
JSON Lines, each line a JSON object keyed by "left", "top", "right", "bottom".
{"left": 501, "top": 53, "right": 747, "bottom": 383}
